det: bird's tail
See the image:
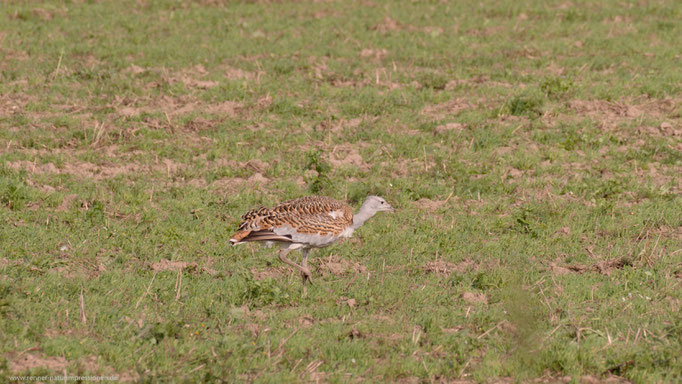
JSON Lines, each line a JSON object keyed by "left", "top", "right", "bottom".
{"left": 229, "top": 230, "right": 252, "bottom": 245}
{"left": 230, "top": 230, "right": 293, "bottom": 245}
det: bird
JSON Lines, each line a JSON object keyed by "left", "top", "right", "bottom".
{"left": 230, "top": 195, "right": 394, "bottom": 289}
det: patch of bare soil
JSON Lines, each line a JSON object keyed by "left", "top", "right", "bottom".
{"left": 248, "top": 172, "right": 269, "bottom": 183}
{"left": 315, "top": 255, "right": 366, "bottom": 276}
{"left": 335, "top": 117, "right": 364, "bottom": 133}
{"left": 328, "top": 144, "right": 369, "bottom": 171}
{"left": 568, "top": 98, "right": 679, "bottom": 130}
{"left": 151, "top": 260, "right": 197, "bottom": 272}
{"left": 360, "top": 48, "right": 388, "bottom": 61}
{"left": 434, "top": 122, "right": 465, "bottom": 135}
{"left": 114, "top": 94, "right": 242, "bottom": 120}
{"left": 321, "top": 67, "right": 402, "bottom": 89}
{"left": 548, "top": 257, "right": 631, "bottom": 276}
{"left": 553, "top": 227, "right": 571, "bottom": 238}
{"left": 309, "top": 116, "right": 357, "bottom": 135}
{"left": 461, "top": 291, "right": 488, "bottom": 305}
{"left": 211, "top": 177, "right": 249, "bottom": 192}
{"left": 336, "top": 297, "right": 357, "bottom": 308}
{"left": 378, "top": 159, "right": 413, "bottom": 177}
{"left": 653, "top": 226, "right": 682, "bottom": 241}
{"left": 116, "top": 371, "right": 141, "bottom": 383}
{"left": 423, "top": 259, "right": 474, "bottom": 275}
{"left": 633, "top": 162, "right": 681, "bottom": 194}
{"left": 245, "top": 159, "right": 268, "bottom": 173}
{"left": 211, "top": 173, "right": 271, "bottom": 193}
{"left": 385, "top": 124, "right": 419, "bottom": 136}
{"left": 38, "top": 353, "right": 139, "bottom": 382}
{"left": 250, "top": 266, "right": 285, "bottom": 280}
{"left": 182, "top": 78, "right": 219, "bottom": 89}
{"left": 548, "top": 262, "right": 577, "bottom": 276}
{"left": 183, "top": 116, "right": 219, "bottom": 132}
{"left": 370, "top": 16, "right": 445, "bottom": 36}
{"left": 442, "top": 326, "right": 464, "bottom": 334}
{"left": 0, "top": 93, "right": 31, "bottom": 116}
{"left": 415, "top": 193, "right": 456, "bottom": 211}
{"left": 415, "top": 198, "right": 446, "bottom": 211}
{"left": 421, "top": 98, "right": 472, "bottom": 120}
{"left": 173, "top": 64, "right": 219, "bottom": 89}
{"left": 8, "top": 158, "right": 186, "bottom": 181}
{"left": 149, "top": 260, "right": 217, "bottom": 276}
{"left": 54, "top": 257, "right": 106, "bottom": 279}
{"left": 299, "top": 315, "right": 315, "bottom": 327}
{"left": 221, "top": 64, "right": 255, "bottom": 80}
{"left": 502, "top": 167, "right": 528, "bottom": 184}
{"left": 57, "top": 194, "right": 79, "bottom": 211}
{"left": 0, "top": 258, "right": 23, "bottom": 268}
{"left": 7, "top": 352, "right": 68, "bottom": 373}
{"left": 371, "top": 16, "right": 404, "bottom": 32}
{"left": 23, "top": 178, "right": 58, "bottom": 194}
{"left": 637, "top": 121, "right": 682, "bottom": 137}
{"left": 78, "top": 355, "right": 133, "bottom": 376}
{"left": 580, "top": 375, "right": 631, "bottom": 384}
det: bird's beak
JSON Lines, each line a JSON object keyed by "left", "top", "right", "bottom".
{"left": 387, "top": 205, "right": 395, "bottom": 213}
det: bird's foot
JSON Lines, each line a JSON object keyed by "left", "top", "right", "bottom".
{"left": 300, "top": 268, "right": 313, "bottom": 286}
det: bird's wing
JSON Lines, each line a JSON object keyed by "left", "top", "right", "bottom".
{"left": 271, "top": 196, "right": 354, "bottom": 236}
{"left": 230, "top": 196, "right": 353, "bottom": 245}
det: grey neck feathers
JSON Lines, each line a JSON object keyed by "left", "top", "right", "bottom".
{"left": 351, "top": 201, "right": 376, "bottom": 230}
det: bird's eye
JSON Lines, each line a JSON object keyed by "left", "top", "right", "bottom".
{"left": 381, "top": 201, "right": 384, "bottom": 204}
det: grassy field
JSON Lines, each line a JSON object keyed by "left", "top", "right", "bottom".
{"left": 1, "top": 0, "right": 681, "bottom": 382}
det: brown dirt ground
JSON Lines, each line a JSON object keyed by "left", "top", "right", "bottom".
{"left": 461, "top": 292, "right": 488, "bottom": 305}
{"left": 548, "top": 257, "right": 631, "bottom": 276}
{"left": 423, "top": 259, "right": 474, "bottom": 275}
{"left": 7, "top": 352, "right": 67, "bottom": 372}
{"left": 421, "top": 98, "right": 473, "bottom": 120}
{"left": 314, "top": 254, "right": 367, "bottom": 276}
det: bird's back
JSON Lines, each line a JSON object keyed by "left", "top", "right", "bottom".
{"left": 231, "top": 196, "right": 354, "bottom": 245}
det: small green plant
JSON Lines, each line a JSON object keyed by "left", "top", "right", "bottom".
{"left": 506, "top": 91, "right": 545, "bottom": 118}
{"left": 0, "top": 179, "right": 29, "bottom": 210}
{"left": 540, "top": 77, "right": 573, "bottom": 100}
{"left": 85, "top": 199, "right": 106, "bottom": 223}
{"left": 417, "top": 71, "right": 448, "bottom": 90}
{"left": 512, "top": 207, "right": 539, "bottom": 238}
{"left": 0, "top": 283, "right": 11, "bottom": 315}
{"left": 305, "top": 150, "right": 331, "bottom": 193}
{"left": 239, "top": 275, "right": 290, "bottom": 308}
{"left": 560, "top": 128, "right": 582, "bottom": 151}
{"left": 472, "top": 271, "right": 506, "bottom": 290}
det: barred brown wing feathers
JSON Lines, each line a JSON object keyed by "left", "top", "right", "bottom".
{"left": 231, "top": 196, "right": 354, "bottom": 244}
{"left": 271, "top": 196, "right": 353, "bottom": 236}
{"left": 288, "top": 213, "right": 351, "bottom": 235}
{"left": 237, "top": 206, "right": 279, "bottom": 231}
{"left": 241, "top": 206, "right": 269, "bottom": 222}
{"left": 273, "top": 196, "right": 347, "bottom": 215}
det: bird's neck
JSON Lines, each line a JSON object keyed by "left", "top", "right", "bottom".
{"left": 351, "top": 203, "right": 375, "bottom": 230}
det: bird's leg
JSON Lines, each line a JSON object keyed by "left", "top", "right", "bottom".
{"left": 300, "top": 248, "right": 313, "bottom": 286}
{"left": 278, "top": 248, "right": 308, "bottom": 277}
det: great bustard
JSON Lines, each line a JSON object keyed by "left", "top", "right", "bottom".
{"left": 230, "top": 195, "right": 394, "bottom": 287}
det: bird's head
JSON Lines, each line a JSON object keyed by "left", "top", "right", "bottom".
{"left": 363, "top": 195, "right": 395, "bottom": 213}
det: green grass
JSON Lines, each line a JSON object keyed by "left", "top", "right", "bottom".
{"left": 1, "top": 0, "right": 681, "bottom": 382}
